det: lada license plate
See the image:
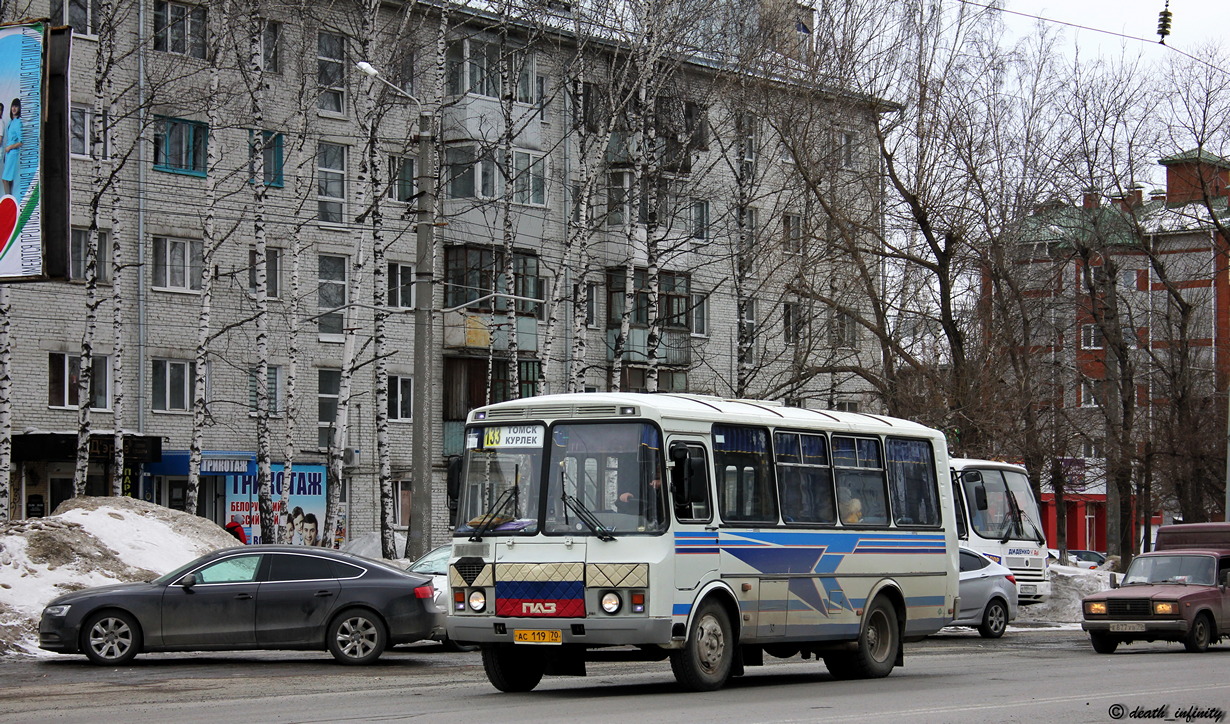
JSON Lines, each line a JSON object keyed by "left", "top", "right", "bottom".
{"left": 1110, "top": 623, "right": 1145, "bottom": 633}
{"left": 1019, "top": 584, "right": 1036, "bottom": 594}
{"left": 514, "top": 629, "right": 562, "bottom": 644}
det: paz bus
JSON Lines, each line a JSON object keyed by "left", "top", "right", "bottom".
{"left": 445, "top": 393, "right": 959, "bottom": 692}
{"left": 950, "top": 459, "right": 1050, "bottom": 604}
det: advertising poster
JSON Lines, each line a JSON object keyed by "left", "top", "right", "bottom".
{"left": 226, "top": 464, "right": 329, "bottom": 546}
{"left": 0, "top": 22, "right": 42, "bottom": 279}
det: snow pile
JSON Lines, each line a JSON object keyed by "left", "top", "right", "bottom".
{"left": 1018, "top": 563, "right": 1115, "bottom": 624}
{"left": 341, "top": 531, "right": 410, "bottom": 567}
{"left": 0, "top": 496, "right": 237, "bottom": 656}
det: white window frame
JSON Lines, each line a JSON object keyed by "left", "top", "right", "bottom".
{"left": 388, "top": 262, "right": 414, "bottom": 308}
{"left": 317, "top": 142, "right": 346, "bottom": 224}
{"left": 48, "top": 353, "right": 110, "bottom": 410}
{"left": 691, "top": 199, "right": 710, "bottom": 241}
{"left": 388, "top": 374, "right": 413, "bottom": 421}
{"left": 690, "top": 292, "right": 708, "bottom": 337}
{"left": 248, "top": 247, "right": 282, "bottom": 299}
{"left": 1081, "top": 323, "right": 1103, "bottom": 350}
{"left": 247, "top": 365, "right": 283, "bottom": 415}
{"left": 318, "top": 368, "right": 341, "bottom": 449}
{"left": 152, "top": 236, "right": 203, "bottom": 292}
{"left": 1080, "top": 379, "right": 1101, "bottom": 408}
{"left": 389, "top": 155, "right": 416, "bottom": 203}
{"left": 513, "top": 150, "right": 546, "bottom": 206}
{"left": 783, "top": 212, "right": 803, "bottom": 253}
{"left": 318, "top": 254, "right": 347, "bottom": 337}
{"left": 70, "top": 105, "right": 109, "bottom": 159}
{"left": 70, "top": 228, "right": 111, "bottom": 284}
{"left": 153, "top": 0, "right": 206, "bottom": 59}
{"left": 317, "top": 31, "right": 346, "bottom": 114}
{"left": 445, "top": 145, "right": 497, "bottom": 200}
{"left": 152, "top": 358, "right": 197, "bottom": 413}
{"left": 52, "top": 0, "right": 100, "bottom": 36}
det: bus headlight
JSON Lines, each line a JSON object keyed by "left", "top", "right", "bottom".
{"left": 601, "top": 591, "right": 622, "bottom": 614}
{"left": 1084, "top": 601, "right": 1107, "bottom": 616}
{"left": 1153, "top": 601, "right": 1178, "bottom": 616}
{"left": 468, "top": 589, "right": 487, "bottom": 612}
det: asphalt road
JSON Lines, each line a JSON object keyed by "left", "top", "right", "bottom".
{"left": 1, "top": 626, "right": 1228, "bottom": 724}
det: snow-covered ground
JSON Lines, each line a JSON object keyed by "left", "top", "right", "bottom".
{"left": 0, "top": 499, "right": 1109, "bottom": 656}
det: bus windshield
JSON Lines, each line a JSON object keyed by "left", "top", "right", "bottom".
{"left": 456, "top": 424, "right": 546, "bottom": 536}
{"left": 544, "top": 421, "right": 666, "bottom": 536}
{"left": 964, "top": 469, "right": 1045, "bottom": 543}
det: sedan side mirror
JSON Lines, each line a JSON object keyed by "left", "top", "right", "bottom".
{"left": 180, "top": 572, "right": 197, "bottom": 589}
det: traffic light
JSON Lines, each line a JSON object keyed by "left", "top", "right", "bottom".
{"left": 1157, "top": 1, "right": 1172, "bottom": 44}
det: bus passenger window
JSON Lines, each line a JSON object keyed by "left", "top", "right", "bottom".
{"left": 833, "top": 436, "right": 888, "bottom": 526}
{"left": 885, "top": 438, "right": 939, "bottom": 526}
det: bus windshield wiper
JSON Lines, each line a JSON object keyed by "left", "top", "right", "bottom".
{"left": 469, "top": 482, "right": 519, "bottom": 542}
{"left": 560, "top": 491, "right": 615, "bottom": 541}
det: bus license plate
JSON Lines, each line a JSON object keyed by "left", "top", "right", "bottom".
{"left": 514, "top": 629, "right": 562, "bottom": 644}
{"left": 1110, "top": 623, "right": 1145, "bottom": 633}
{"left": 1019, "top": 584, "right": 1036, "bottom": 594}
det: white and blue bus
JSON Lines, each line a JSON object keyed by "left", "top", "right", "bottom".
{"left": 446, "top": 393, "right": 959, "bottom": 692}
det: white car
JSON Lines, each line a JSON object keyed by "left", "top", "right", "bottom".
{"left": 407, "top": 545, "right": 476, "bottom": 651}
{"left": 951, "top": 548, "right": 1019, "bottom": 638}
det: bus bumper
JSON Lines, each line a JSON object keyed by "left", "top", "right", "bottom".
{"left": 448, "top": 616, "right": 675, "bottom": 646}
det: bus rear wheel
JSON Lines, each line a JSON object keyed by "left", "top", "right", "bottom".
{"left": 481, "top": 645, "right": 547, "bottom": 692}
{"left": 670, "top": 600, "right": 733, "bottom": 691}
{"left": 824, "top": 597, "right": 899, "bottom": 680}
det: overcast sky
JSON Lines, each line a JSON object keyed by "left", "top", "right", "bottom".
{"left": 1000, "top": 0, "right": 1228, "bottom": 61}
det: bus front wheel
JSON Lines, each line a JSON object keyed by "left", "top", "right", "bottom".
{"left": 482, "top": 645, "right": 546, "bottom": 692}
{"left": 824, "top": 597, "right": 899, "bottom": 680}
{"left": 670, "top": 600, "right": 734, "bottom": 691}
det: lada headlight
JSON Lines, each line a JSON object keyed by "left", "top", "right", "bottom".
{"left": 1153, "top": 601, "right": 1178, "bottom": 616}
{"left": 1084, "top": 601, "right": 1107, "bottom": 616}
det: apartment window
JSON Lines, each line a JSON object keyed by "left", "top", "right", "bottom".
{"left": 685, "top": 101, "right": 709, "bottom": 151}
{"left": 513, "top": 151, "right": 546, "bottom": 205}
{"left": 1082, "top": 439, "right": 1104, "bottom": 459}
{"left": 1080, "top": 379, "right": 1103, "bottom": 408}
{"left": 783, "top": 213, "right": 804, "bottom": 253}
{"left": 248, "top": 247, "right": 282, "bottom": 299}
{"left": 153, "top": 117, "right": 208, "bottom": 176}
{"left": 1119, "top": 268, "right": 1138, "bottom": 291}
{"left": 318, "top": 254, "right": 346, "bottom": 336}
{"left": 830, "top": 310, "right": 858, "bottom": 348}
{"left": 260, "top": 19, "right": 280, "bottom": 72}
{"left": 445, "top": 146, "right": 496, "bottom": 199}
{"left": 1081, "top": 324, "right": 1103, "bottom": 350}
{"left": 585, "top": 282, "right": 598, "bottom": 326}
{"left": 388, "top": 375, "right": 413, "bottom": 421}
{"left": 491, "top": 360, "right": 541, "bottom": 402}
{"left": 514, "top": 51, "right": 536, "bottom": 104}
{"left": 690, "top": 292, "right": 708, "bottom": 336}
{"left": 388, "top": 262, "right": 413, "bottom": 308}
{"left": 606, "top": 171, "right": 635, "bottom": 226}
{"left": 248, "top": 131, "right": 284, "bottom": 187}
{"left": 691, "top": 199, "right": 710, "bottom": 241}
{"left": 52, "top": 0, "right": 100, "bottom": 35}
{"left": 70, "top": 228, "right": 110, "bottom": 284}
{"left": 394, "top": 52, "right": 415, "bottom": 95}
{"left": 389, "top": 156, "right": 415, "bottom": 202}
{"left": 784, "top": 302, "right": 803, "bottom": 346}
{"left": 394, "top": 480, "right": 412, "bottom": 527}
{"left": 607, "top": 269, "right": 689, "bottom": 329}
{"left": 153, "top": 359, "right": 197, "bottom": 412}
{"left": 833, "top": 400, "right": 859, "bottom": 413}
{"left": 446, "top": 39, "right": 501, "bottom": 98}
{"left": 736, "top": 113, "right": 758, "bottom": 179}
{"left": 247, "top": 366, "right": 282, "bottom": 414}
{"left": 317, "top": 31, "right": 346, "bottom": 114}
{"left": 317, "top": 142, "right": 346, "bottom": 224}
{"left": 48, "top": 353, "right": 108, "bottom": 409}
{"left": 152, "top": 236, "right": 203, "bottom": 291}
{"left": 318, "top": 369, "right": 341, "bottom": 448}
{"left": 838, "top": 130, "right": 856, "bottom": 169}
{"left": 153, "top": 1, "right": 206, "bottom": 59}
{"left": 445, "top": 246, "right": 542, "bottom": 316}
{"left": 70, "top": 105, "right": 108, "bottom": 158}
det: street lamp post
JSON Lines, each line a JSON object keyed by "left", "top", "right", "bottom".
{"left": 357, "top": 61, "right": 436, "bottom": 560}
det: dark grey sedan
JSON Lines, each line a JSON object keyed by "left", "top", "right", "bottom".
{"left": 39, "top": 546, "right": 435, "bottom": 666}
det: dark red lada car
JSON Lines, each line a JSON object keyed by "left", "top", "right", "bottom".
{"left": 1081, "top": 543, "right": 1230, "bottom": 654}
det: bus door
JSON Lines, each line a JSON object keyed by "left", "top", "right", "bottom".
{"left": 668, "top": 439, "right": 716, "bottom": 592}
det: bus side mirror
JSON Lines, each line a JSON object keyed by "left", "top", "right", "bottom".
{"left": 973, "top": 484, "right": 988, "bottom": 511}
{"left": 446, "top": 456, "right": 462, "bottom": 501}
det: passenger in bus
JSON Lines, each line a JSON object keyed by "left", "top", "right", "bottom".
{"left": 617, "top": 477, "right": 661, "bottom": 509}
{"left": 841, "top": 497, "right": 863, "bottom": 524}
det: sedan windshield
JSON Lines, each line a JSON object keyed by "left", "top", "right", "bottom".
{"left": 1123, "top": 554, "right": 1215, "bottom": 585}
